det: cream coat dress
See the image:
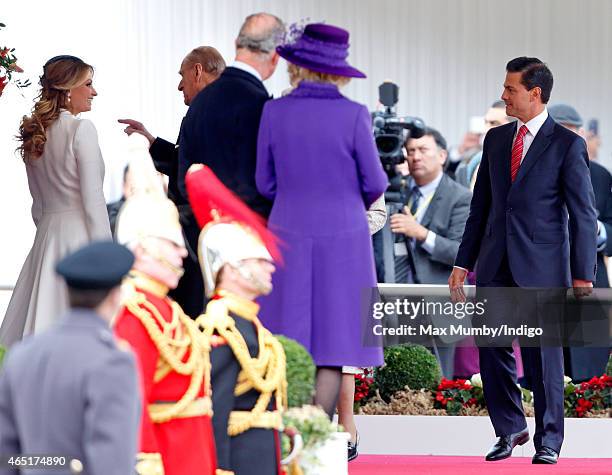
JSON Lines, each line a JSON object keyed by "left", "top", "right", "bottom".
{"left": 0, "top": 111, "right": 111, "bottom": 346}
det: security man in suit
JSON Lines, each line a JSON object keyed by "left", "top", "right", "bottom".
{"left": 118, "top": 46, "right": 226, "bottom": 318}
{"left": 178, "top": 13, "right": 285, "bottom": 219}
{"left": 548, "top": 103, "right": 611, "bottom": 381}
{"left": 0, "top": 241, "right": 140, "bottom": 475}
{"left": 186, "top": 165, "right": 287, "bottom": 475}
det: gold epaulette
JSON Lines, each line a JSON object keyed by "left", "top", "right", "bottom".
{"left": 135, "top": 452, "right": 164, "bottom": 475}
{"left": 122, "top": 288, "right": 212, "bottom": 424}
{"left": 197, "top": 295, "right": 288, "bottom": 436}
{"left": 216, "top": 470, "right": 235, "bottom": 475}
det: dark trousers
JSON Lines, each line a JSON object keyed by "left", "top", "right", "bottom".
{"left": 477, "top": 255, "right": 564, "bottom": 453}
{"left": 169, "top": 252, "right": 204, "bottom": 318}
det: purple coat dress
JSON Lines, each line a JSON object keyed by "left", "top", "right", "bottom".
{"left": 255, "top": 81, "right": 388, "bottom": 367}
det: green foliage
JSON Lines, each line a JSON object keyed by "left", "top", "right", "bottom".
{"left": 0, "top": 345, "right": 5, "bottom": 368}
{"left": 433, "top": 377, "right": 485, "bottom": 414}
{"left": 564, "top": 375, "right": 611, "bottom": 417}
{"left": 276, "top": 335, "right": 315, "bottom": 407}
{"left": 283, "top": 405, "right": 341, "bottom": 450}
{"left": 606, "top": 353, "right": 612, "bottom": 377}
{"left": 375, "top": 344, "right": 441, "bottom": 402}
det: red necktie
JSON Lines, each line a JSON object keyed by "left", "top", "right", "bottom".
{"left": 511, "top": 125, "right": 529, "bottom": 182}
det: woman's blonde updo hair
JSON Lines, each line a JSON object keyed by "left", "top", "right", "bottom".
{"left": 287, "top": 63, "right": 351, "bottom": 88}
{"left": 18, "top": 55, "right": 93, "bottom": 160}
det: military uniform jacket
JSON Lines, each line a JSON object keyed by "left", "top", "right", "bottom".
{"left": 114, "top": 277, "right": 216, "bottom": 475}
{"left": 199, "top": 292, "right": 287, "bottom": 475}
{"left": 0, "top": 309, "right": 140, "bottom": 475}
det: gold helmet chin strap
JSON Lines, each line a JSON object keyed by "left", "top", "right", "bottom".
{"left": 235, "top": 263, "right": 272, "bottom": 296}
{"left": 141, "top": 239, "right": 185, "bottom": 279}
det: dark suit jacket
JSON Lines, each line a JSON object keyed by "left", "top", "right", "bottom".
{"left": 412, "top": 174, "right": 472, "bottom": 284}
{"left": 150, "top": 133, "right": 186, "bottom": 206}
{"left": 178, "top": 66, "right": 272, "bottom": 218}
{"left": 589, "top": 160, "right": 612, "bottom": 287}
{"left": 456, "top": 116, "right": 598, "bottom": 287}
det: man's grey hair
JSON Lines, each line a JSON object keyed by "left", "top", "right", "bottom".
{"left": 236, "top": 12, "right": 285, "bottom": 54}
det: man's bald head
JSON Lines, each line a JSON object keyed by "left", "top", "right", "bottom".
{"left": 236, "top": 12, "right": 285, "bottom": 54}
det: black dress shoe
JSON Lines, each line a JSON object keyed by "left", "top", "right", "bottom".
{"left": 348, "top": 432, "right": 360, "bottom": 462}
{"left": 532, "top": 446, "right": 558, "bottom": 464}
{"left": 485, "top": 429, "right": 530, "bottom": 461}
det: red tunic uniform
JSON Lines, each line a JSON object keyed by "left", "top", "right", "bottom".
{"left": 115, "top": 277, "right": 217, "bottom": 475}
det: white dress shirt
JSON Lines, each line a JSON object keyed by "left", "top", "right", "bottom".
{"left": 514, "top": 108, "right": 548, "bottom": 162}
{"left": 230, "top": 60, "right": 263, "bottom": 82}
{"left": 413, "top": 172, "right": 443, "bottom": 254}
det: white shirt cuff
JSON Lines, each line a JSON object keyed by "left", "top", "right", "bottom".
{"left": 454, "top": 265, "right": 469, "bottom": 273}
{"left": 421, "top": 231, "right": 437, "bottom": 254}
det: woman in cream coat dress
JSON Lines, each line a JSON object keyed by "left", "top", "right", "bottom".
{"left": 0, "top": 56, "right": 110, "bottom": 346}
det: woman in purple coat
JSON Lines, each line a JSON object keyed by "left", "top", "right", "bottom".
{"left": 256, "top": 23, "right": 388, "bottom": 418}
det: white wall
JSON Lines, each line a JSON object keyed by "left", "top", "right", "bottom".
{"left": 1, "top": 0, "right": 611, "bottom": 286}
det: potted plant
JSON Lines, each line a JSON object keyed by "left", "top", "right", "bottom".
{"left": 282, "top": 405, "right": 349, "bottom": 475}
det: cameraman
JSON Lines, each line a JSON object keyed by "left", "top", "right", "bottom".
{"left": 389, "top": 127, "right": 471, "bottom": 376}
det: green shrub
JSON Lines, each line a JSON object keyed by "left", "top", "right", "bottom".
{"left": 607, "top": 352, "right": 612, "bottom": 377}
{"left": 276, "top": 335, "right": 315, "bottom": 407}
{"left": 0, "top": 345, "right": 5, "bottom": 369}
{"left": 375, "top": 344, "right": 441, "bottom": 402}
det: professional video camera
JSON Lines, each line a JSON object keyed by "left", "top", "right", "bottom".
{"left": 372, "top": 81, "right": 426, "bottom": 210}
{"left": 371, "top": 82, "right": 426, "bottom": 284}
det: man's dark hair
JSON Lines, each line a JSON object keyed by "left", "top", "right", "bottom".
{"left": 405, "top": 127, "right": 447, "bottom": 151}
{"left": 424, "top": 127, "right": 447, "bottom": 151}
{"left": 68, "top": 287, "right": 111, "bottom": 309}
{"left": 506, "top": 57, "right": 553, "bottom": 104}
{"left": 491, "top": 99, "right": 506, "bottom": 109}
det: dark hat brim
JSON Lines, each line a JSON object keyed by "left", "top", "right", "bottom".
{"left": 277, "top": 45, "right": 366, "bottom": 79}
{"left": 56, "top": 241, "right": 134, "bottom": 290}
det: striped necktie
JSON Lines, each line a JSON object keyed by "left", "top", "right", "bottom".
{"left": 511, "top": 125, "right": 529, "bottom": 182}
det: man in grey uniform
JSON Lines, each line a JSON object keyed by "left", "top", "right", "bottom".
{"left": 0, "top": 241, "right": 140, "bottom": 475}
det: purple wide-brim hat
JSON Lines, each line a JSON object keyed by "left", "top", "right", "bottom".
{"left": 277, "top": 23, "right": 366, "bottom": 79}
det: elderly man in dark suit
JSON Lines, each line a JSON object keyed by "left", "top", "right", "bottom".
{"left": 118, "top": 46, "right": 226, "bottom": 317}
{"left": 390, "top": 127, "right": 471, "bottom": 376}
{"left": 548, "top": 103, "right": 612, "bottom": 382}
{"left": 178, "top": 12, "right": 285, "bottom": 219}
{"left": 449, "top": 57, "right": 597, "bottom": 465}
{"left": 0, "top": 242, "right": 140, "bottom": 475}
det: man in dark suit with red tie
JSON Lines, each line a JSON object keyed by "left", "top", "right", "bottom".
{"left": 448, "top": 57, "right": 597, "bottom": 465}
